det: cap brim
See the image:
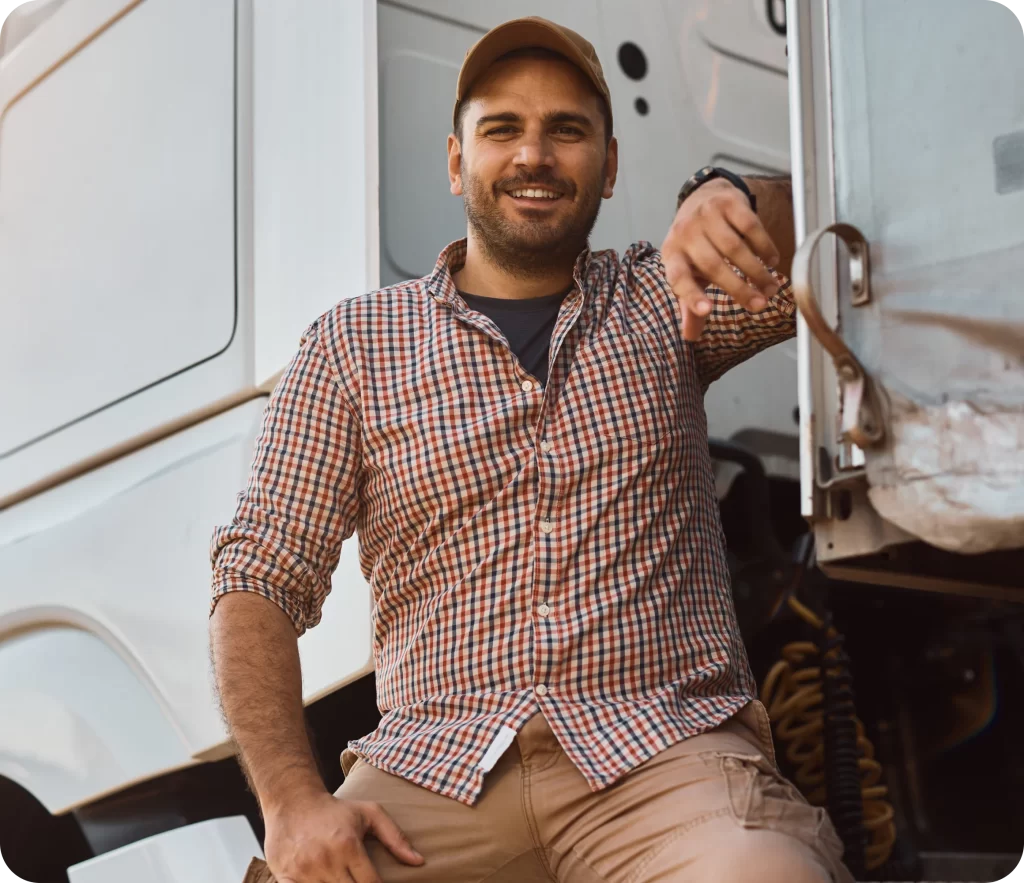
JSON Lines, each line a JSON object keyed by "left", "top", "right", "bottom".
{"left": 453, "top": 19, "right": 604, "bottom": 129}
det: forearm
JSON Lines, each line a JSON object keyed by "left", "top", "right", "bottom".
{"left": 743, "top": 175, "right": 795, "bottom": 279}
{"left": 211, "top": 591, "right": 325, "bottom": 814}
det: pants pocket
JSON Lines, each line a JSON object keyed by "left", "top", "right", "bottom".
{"left": 716, "top": 751, "right": 848, "bottom": 876}
{"left": 341, "top": 747, "right": 363, "bottom": 777}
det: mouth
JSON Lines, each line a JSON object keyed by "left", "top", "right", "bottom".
{"left": 502, "top": 186, "right": 566, "bottom": 208}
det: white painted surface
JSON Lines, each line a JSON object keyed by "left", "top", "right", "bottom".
{"left": 795, "top": 0, "right": 1024, "bottom": 554}
{"left": 66, "top": 816, "right": 261, "bottom": 883}
{"left": 0, "top": 0, "right": 251, "bottom": 502}
{"left": 0, "top": 1, "right": 68, "bottom": 59}
{"left": 0, "top": 0, "right": 237, "bottom": 455}
{"left": 0, "top": 627, "right": 190, "bottom": 812}
{"left": 866, "top": 396, "right": 1024, "bottom": 553}
{"left": 786, "top": 0, "right": 818, "bottom": 519}
{"left": 252, "top": 0, "right": 380, "bottom": 385}
{"left": 694, "top": 0, "right": 788, "bottom": 74}
{"left": 0, "top": 399, "right": 373, "bottom": 812}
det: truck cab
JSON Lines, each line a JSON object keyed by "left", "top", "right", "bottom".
{"left": 0, "top": 1, "right": 1021, "bottom": 881}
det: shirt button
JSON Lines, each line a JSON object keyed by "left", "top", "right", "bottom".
{"left": 521, "top": 380, "right": 535, "bottom": 392}
{"left": 538, "top": 603, "right": 551, "bottom": 617}
{"left": 535, "top": 684, "right": 549, "bottom": 697}
{"left": 539, "top": 519, "right": 554, "bottom": 534}
{"left": 539, "top": 440, "right": 553, "bottom": 454}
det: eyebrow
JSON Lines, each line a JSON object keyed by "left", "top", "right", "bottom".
{"left": 474, "top": 110, "right": 595, "bottom": 130}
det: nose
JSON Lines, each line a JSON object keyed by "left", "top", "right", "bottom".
{"left": 513, "top": 129, "right": 555, "bottom": 171}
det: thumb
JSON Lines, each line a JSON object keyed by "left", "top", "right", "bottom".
{"left": 365, "top": 805, "right": 424, "bottom": 866}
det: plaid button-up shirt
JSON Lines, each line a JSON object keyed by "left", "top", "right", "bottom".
{"left": 211, "top": 237, "right": 795, "bottom": 805}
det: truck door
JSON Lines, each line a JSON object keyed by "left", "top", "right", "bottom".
{"left": 787, "top": 0, "right": 1024, "bottom": 595}
{"left": 0, "top": 0, "right": 241, "bottom": 500}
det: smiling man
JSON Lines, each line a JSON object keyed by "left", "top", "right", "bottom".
{"left": 211, "top": 16, "right": 850, "bottom": 883}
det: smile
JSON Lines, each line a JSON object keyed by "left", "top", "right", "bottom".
{"left": 505, "top": 189, "right": 569, "bottom": 212}
{"left": 505, "top": 188, "right": 563, "bottom": 200}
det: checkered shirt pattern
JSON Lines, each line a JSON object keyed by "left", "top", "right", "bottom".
{"left": 210, "top": 237, "right": 796, "bottom": 805}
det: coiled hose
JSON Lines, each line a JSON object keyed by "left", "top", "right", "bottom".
{"left": 760, "top": 596, "right": 896, "bottom": 873}
{"left": 820, "top": 610, "right": 868, "bottom": 877}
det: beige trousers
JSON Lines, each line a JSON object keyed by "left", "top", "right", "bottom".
{"left": 244, "top": 704, "right": 852, "bottom": 883}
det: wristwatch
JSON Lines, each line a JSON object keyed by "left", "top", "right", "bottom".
{"left": 676, "top": 166, "right": 757, "bottom": 214}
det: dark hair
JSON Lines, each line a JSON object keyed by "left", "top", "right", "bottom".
{"left": 454, "top": 46, "right": 613, "bottom": 146}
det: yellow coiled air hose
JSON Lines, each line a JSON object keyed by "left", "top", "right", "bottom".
{"left": 760, "top": 596, "right": 896, "bottom": 872}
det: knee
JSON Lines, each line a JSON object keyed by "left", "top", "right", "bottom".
{"left": 698, "top": 831, "right": 833, "bottom": 883}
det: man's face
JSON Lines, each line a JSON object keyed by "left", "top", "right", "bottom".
{"left": 447, "top": 55, "right": 618, "bottom": 275}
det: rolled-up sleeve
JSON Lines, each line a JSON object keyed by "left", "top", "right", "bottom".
{"left": 210, "top": 322, "right": 362, "bottom": 635}
{"left": 692, "top": 270, "right": 796, "bottom": 390}
{"left": 640, "top": 244, "right": 796, "bottom": 390}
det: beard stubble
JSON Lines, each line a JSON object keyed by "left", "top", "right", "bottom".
{"left": 461, "top": 161, "right": 605, "bottom": 278}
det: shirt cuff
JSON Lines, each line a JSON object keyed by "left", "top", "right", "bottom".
{"left": 210, "top": 574, "right": 311, "bottom": 636}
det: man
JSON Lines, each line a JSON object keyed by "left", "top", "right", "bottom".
{"left": 210, "top": 16, "right": 850, "bottom": 883}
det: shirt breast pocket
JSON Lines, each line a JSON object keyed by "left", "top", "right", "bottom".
{"left": 569, "top": 330, "right": 680, "bottom": 443}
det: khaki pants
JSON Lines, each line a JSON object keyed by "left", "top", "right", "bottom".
{"left": 244, "top": 705, "right": 851, "bottom": 882}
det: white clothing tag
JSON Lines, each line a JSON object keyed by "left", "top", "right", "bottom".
{"left": 479, "top": 725, "right": 518, "bottom": 772}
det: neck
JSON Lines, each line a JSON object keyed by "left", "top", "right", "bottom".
{"left": 452, "top": 230, "right": 578, "bottom": 300}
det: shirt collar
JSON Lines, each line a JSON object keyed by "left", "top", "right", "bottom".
{"left": 428, "top": 238, "right": 594, "bottom": 307}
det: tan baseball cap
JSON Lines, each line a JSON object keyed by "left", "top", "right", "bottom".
{"left": 453, "top": 16, "right": 613, "bottom": 136}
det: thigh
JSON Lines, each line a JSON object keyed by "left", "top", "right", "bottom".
{"left": 338, "top": 755, "right": 551, "bottom": 883}
{"left": 639, "top": 813, "right": 840, "bottom": 883}
{"left": 545, "top": 713, "right": 851, "bottom": 883}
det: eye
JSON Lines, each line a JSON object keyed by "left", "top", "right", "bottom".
{"left": 486, "top": 126, "right": 517, "bottom": 136}
{"left": 555, "top": 126, "right": 584, "bottom": 136}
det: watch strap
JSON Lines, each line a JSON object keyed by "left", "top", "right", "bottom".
{"left": 676, "top": 166, "right": 757, "bottom": 214}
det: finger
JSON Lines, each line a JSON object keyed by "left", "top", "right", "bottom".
{"left": 687, "top": 235, "right": 768, "bottom": 313}
{"left": 662, "top": 249, "right": 712, "bottom": 316}
{"left": 705, "top": 212, "right": 779, "bottom": 297}
{"left": 723, "top": 199, "right": 781, "bottom": 268}
{"left": 661, "top": 251, "right": 712, "bottom": 342}
{"left": 345, "top": 844, "right": 383, "bottom": 883}
{"left": 364, "top": 805, "right": 424, "bottom": 866}
{"left": 682, "top": 308, "right": 708, "bottom": 343}
{"left": 277, "top": 874, "right": 331, "bottom": 883}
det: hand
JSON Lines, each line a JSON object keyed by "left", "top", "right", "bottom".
{"left": 264, "top": 790, "right": 424, "bottom": 883}
{"left": 661, "top": 179, "right": 782, "bottom": 342}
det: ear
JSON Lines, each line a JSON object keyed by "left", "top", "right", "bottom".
{"left": 447, "top": 133, "right": 464, "bottom": 196}
{"left": 602, "top": 136, "right": 619, "bottom": 199}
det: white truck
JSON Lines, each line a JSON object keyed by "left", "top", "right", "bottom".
{"left": 0, "top": 0, "right": 1021, "bottom": 881}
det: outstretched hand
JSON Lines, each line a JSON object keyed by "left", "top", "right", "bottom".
{"left": 660, "top": 179, "right": 783, "bottom": 342}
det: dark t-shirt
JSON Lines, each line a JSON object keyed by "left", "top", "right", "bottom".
{"left": 458, "top": 287, "right": 571, "bottom": 386}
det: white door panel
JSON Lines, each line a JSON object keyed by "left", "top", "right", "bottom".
{"left": 0, "top": 0, "right": 237, "bottom": 455}
{"left": 789, "top": 0, "right": 1024, "bottom": 589}
{"left": 695, "top": 0, "right": 789, "bottom": 74}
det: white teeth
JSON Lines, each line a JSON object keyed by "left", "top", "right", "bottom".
{"left": 509, "top": 188, "right": 560, "bottom": 199}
